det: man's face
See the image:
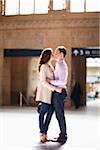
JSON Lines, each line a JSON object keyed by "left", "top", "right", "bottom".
{"left": 54, "top": 49, "right": 62, "bottom": 60}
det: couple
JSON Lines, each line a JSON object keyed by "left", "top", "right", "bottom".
{"left": 36, "top": 46, "right": 68, "bottom": 144}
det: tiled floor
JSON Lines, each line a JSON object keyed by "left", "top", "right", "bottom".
{"left": 0, "top": 99, "right": 100, "bottom": 150}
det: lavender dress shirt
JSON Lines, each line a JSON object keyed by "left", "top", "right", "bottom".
{"left": 50, "top": 59, "right": 68, "bottom": 88}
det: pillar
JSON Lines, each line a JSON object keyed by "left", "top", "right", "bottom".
{"left": 66, "top": 0, "right": 70, "bottom": 12}
{"left": 0, "top": 49, "right": 4, "bottom": 105}
{"left": 48, "top": 0, "right": 53, "bottom": 11}
{"left": 0, "top": 0, "right": 2, "bottom": 15}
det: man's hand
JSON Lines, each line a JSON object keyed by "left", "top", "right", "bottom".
{"left": 55, "top": 87, "right": 62, "bottom": 93}
{"left": 46, "top": 77, "right": 62, "bottom": 93}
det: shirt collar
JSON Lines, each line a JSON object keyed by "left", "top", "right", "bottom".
{"left": 57, "top": 59, "right": 64, "bottom": 64}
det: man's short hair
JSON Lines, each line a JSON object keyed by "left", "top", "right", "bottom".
{"left": 57, "top": 46, "right": 67, "bottom": 57}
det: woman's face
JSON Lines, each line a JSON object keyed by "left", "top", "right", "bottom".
{"left": 50, "top": 52, "right": 54, "bottom": 61}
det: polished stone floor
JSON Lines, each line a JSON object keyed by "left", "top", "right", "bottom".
{"left": 0, "top": 99, "right": 100, "bottom": 150}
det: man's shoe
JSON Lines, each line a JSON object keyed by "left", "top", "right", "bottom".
{"left": 56, "top": 135, "right": 67, "bottom": 143}
{"left": 51, "top": 135, "right": 67, "bottom": 144}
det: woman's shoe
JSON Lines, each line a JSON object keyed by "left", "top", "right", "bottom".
{"left": 40, "top": 134, "right": 47, "bottom": 143}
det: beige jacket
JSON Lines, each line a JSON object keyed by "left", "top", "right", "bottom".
{"left": 36, "top": 64, "right": 56, "bottom": 104}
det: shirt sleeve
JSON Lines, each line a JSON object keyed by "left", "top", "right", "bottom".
{"left": 40, "top": 65, "right": 56, "bottom": 91}
{"left": 50, "top": 65, "right": 68, "bottom": 86}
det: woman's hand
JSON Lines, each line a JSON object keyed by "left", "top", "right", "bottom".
{"left": 46, "top": 77, "right": 51, "bottom": 83}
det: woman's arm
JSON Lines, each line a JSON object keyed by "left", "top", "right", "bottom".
{"left": 40, "top": 65, "right": 62, "bottom": 93}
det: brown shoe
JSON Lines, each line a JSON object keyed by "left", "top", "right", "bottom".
{"left": 40, "top": 134, "right": 47, "bottom": 143}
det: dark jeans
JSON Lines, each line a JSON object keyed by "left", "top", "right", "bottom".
{"left": 52, "top": 89, "right": 67, "bottom": 137}
{"left": 38, "top": 102, "right": 54, "bottom": 134}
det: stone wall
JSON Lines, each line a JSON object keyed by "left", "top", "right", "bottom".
{"left": 0, "top": 12, "right": 99, "bottom": 106}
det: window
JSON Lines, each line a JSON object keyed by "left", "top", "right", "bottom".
{"left": 53, "top": 0, "right": 66, "bottom": 10}
{"left": 5, "top": 0, "right": 49, "bottom": 15}
{"left": 4, "top": 0, "right": 100, "bottom": 15}
{"left": 86, "top": 0, "right": 100, "bottom": 12}
{"left": 5, "top": 0, "right": 19, "bottom": 15}
{"left": 20, "top": 0, "right": 34, "bottom": 14}
{"left": 35, "top": 0, "right": 49, "bottom": 14}
{"left": 70, "top": 0, "right": 84, "bottom": 12}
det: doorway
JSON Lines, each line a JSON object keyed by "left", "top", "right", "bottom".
{"left": 3, "top": 49, "right": 42, "bottom": 106}
{"left": 86, "top": 58, "right": 100, "bottom": 101}
{"left": 71, "top": 47, "right": 100, "bottom": 107}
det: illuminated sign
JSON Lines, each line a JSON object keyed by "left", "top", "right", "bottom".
{"left": 72, "top": 48, "right": 100, "bottom": 57}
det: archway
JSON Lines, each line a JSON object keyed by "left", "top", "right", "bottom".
{"left": 71, "top": 47, "right": 100, "bottom": 107}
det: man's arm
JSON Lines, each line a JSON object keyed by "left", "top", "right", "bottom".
{"left": 50, "top": 65, "right": 68, "bottom": 86}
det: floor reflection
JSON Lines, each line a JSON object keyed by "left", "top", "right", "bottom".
{"left": 33, "top": 142, "right": 62, "bottom": 150}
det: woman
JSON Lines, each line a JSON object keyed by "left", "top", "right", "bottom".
{"left": 36, "top": 48, "right": 61, "bottom": 143}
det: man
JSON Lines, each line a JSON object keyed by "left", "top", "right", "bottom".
{"left": 47, "top": 46, "right": 68, "bottom": 143}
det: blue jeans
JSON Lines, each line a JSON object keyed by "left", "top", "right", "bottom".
{"left": 38, "top": 102, "right": 54, "bottom": 134}
{"left": 52, "top": 89, "right": 67, "bottom": 137}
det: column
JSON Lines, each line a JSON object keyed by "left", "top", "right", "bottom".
{"left": 66, "top": 0, "right": 70, "bottom": 12}
{"left": 0, "top": 49, "right": 4, "bottom": 105}
{"left": 0, "top": 0, "right": 2, "bottom": 15}
{"left": 48, "top": 0, "right": 53, "bottom": 11}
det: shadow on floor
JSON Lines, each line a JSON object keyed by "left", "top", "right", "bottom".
{"left": 33, "top": 142, "right": 63, "bottom": 150}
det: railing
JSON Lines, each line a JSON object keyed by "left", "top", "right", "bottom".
{"left": 19, "top": 92, "right": 29, "bottom": 107}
